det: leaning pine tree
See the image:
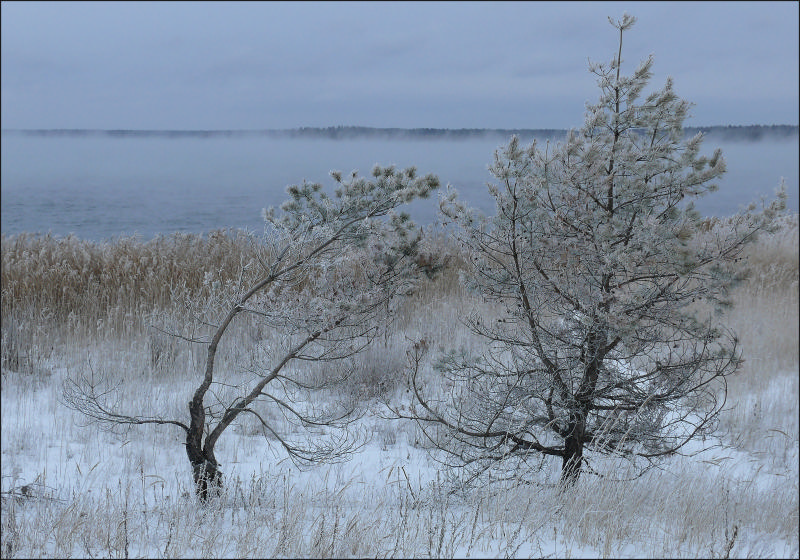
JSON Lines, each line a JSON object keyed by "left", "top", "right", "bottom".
{"left": 64, "top": 165, "right": 438, "bottom": 500}
{"left": 399, "top": 14, "right": 786, "bottom": 486}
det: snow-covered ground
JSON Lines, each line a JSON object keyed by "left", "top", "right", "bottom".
{"left": 1, "top": 352, "right": 797, "bottom": 558}
{"left": 2, "top": 219, "right": 798, "bottom": 558}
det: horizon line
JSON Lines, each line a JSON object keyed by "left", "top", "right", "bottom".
{"left": 3, "top": 123, "right": 799, "bottom": 132}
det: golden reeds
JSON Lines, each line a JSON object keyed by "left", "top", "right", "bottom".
{"left": 1, "top": 229, "right": 261, "bottom": 326}
{"left": 1, "top": 215, "right": 796, "bottom": 341}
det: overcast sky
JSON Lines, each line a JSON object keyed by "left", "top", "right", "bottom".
{"left": 2, "top": 1, "right": 798, "bottom": 130}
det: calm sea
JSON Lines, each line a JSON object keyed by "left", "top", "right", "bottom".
{"left": 1, "top": 132, "right": 797, "bottom": 241}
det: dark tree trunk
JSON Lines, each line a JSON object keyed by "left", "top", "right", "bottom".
{"left": 189, "top": 455, "right": 223, "bottom": 501}
{"left": 186, "top": 397, "right": 223, "bottom": 501}
{"left": 560, "top": 417, "right": 585, "bottom": 486}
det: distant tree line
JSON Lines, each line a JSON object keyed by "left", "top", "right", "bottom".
{"left": 2, "top": 124, "right": 797, "bottom": 141}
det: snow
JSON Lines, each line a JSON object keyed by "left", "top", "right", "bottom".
{"left": 2, "top": 359, "right": 798, "bottom": 558}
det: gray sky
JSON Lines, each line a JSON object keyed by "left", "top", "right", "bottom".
{"left": 2, "top": 1, "right": 798, "bottom": 130}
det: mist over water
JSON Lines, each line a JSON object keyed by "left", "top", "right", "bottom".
{"left": 1, "top": 133, "right": 797, "bottom": 241}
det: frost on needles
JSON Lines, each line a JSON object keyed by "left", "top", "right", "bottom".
{"left": 393, "top": 13, "right": 787, "bottom": 487}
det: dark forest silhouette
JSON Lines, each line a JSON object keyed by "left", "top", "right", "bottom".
{"left": 3, "top": 124, "right": 797, "bottom": 142}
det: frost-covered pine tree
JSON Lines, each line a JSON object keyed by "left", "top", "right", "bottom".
{"left": 401, "top": 14, "right": 786, "bottom": 486}
{"left": 65, "top": 164, "right": 438, "bottom": 500}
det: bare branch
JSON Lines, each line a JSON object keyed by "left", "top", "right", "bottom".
{"left": 62, "top": 373, "right": 188, "bottom": 433}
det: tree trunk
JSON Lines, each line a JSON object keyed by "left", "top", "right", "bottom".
{"left": 189, "top": 454, "right": 223, "bottom": 501}
{"left": 561, "top": 417, "right": 585, "bottom": 486}
{"left": 186, "top": 397, "right": 222, "bottom": 501}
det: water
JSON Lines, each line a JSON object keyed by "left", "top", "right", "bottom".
{"left": 1, "top": 132, "right": 797, "bottom": 241}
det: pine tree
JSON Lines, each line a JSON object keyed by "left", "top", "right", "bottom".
{"left": 64, "top": 165, "right": 439, "bottom": 500}
{"left": 401, "top": 14, "right": 786, "bottom": 486}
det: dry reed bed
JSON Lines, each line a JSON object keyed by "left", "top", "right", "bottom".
{"left": 0, "top": 229, "right": 262, "bottom": 325}
{"left": 1, "top": 215, "right": 796, "bottom": 380}
{"left": 0, "top": 217, "right": 796, "bottom": 398}
{"left": 2, "top": 215, "right": 795, "bottom": 329}
{"left": 1, "top": 215, "right": 795, "bottom": 375}
{"left": 2, "top": 214, "right": 795, "bottom": 408}
{"left": 0, "top": 227, "right": 464, "bottom": 330}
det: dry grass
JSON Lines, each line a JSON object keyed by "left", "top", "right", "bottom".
{"left": 727, "top": 213, "right": 799, "bottom": 374}
{"left": 1, "top": 213, "right": 796, "bottom": 397}
{"left": 0, "top": 229, "right": 262, "bottom": 334}
{"left": 1, "top": 215, "right": 797, "bottom": 558}
{"left": 1, "top": 213, "right": 795, "bottom": 395}
{"left": 713, "top": 214, "right": 799, "bottom": 467}
{"left": 1, "top": 447, "right": 795, "bottom": 558}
